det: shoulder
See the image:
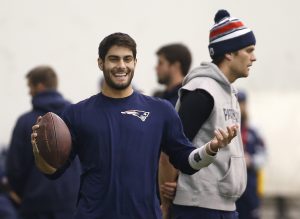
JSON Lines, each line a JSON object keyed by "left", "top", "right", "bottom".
{"left": 182, "top": 77, "right": 218, "bottom": 93}
{"left": 76, "top": 93, "right": 99, "bottom": 106}
{"left": 246, "top": 125, "right": 265, "bottom": 146}
{"left": 15, "top": 110, "right": 37, "bottom": 125}
{"left": 248, "top": 125, "right": 264, "bottom": 138}
{"left": 67, "top": 94, "right": 99, "bottom": 110}
{"left": 11, "top": 111, "right": 38, "bottom": 137}
{"left": 136, "top": 92, "right": 171, "bottom": 106}
{"left": 135, "top": 92, "right": 176, "bottom": 117}
{"left": 180, "top": 89, "right": 214, "bottom": 110}
{"left": 61, "top": 94, "right": 99, "bottom": 121}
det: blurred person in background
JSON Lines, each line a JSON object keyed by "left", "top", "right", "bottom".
{"left": 236, "top": 90, "right": 267, "bottom": 219}
{"left": 5, "top": 66, "right": 81, "bottom": 219}
{"left": 0, "top": 148, "right": 19, "bottom": 219}
{"left": 153, "top": 43, "right": 192, "bottom": 218}
{"left": 153, "top": 43, "right": 192, "bottom": 106}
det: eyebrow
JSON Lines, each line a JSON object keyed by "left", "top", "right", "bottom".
{"left": 107, "top": 55, "right": 133, "bottom": 59}
{"left": 246, "top": 46, "right": 255, "bottom": 52}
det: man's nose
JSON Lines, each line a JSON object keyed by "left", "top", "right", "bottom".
{"left": 117, "top": 59, "right": 126, "bottom": 68}
{"left": 251, "top": 53, "right": 257, "bottom": 62}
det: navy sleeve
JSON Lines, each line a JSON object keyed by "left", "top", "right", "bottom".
{"left": 6, "top": 117, "right": 34, "bottom": 196}
{"left": 178, "top": 89, "right": 214, "bottom": 141}
{"left": 45, "top": 106, "right": 78, "bottom": 179}
{"left": 161, "top": 102, "right": 198, "bottom": 175}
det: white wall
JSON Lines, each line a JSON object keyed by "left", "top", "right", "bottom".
{"left": 1, "top": 0, "right": 300, "bottom": 195}
{"left": 242, "top": 91, "right": 300, "bottom": 196}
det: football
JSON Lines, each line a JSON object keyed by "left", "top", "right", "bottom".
{"left": 35, "top": 112, "right": 72, "bottom": 169}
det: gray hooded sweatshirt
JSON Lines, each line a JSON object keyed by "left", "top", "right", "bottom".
{"left": 174, "top": 62, "right": 246, "bottom": 211}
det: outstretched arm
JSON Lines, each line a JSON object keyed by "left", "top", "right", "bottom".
{"left": 187, "top": 125, "right": 238, "bottom": 170}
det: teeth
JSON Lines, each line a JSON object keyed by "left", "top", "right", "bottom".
{"left": 114, "top": 74, "right": 126, "bottom": 77}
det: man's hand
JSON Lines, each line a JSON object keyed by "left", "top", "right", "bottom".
{"left": 31, "top": 116, "right": 57, "bottom": 174}
{"left": 160, "top": 182, "right": 177, "bottom": 219}
{"left": 159, "top": 152, "right": 178, "bottom": 219}
{"left": 207, "top": 125, "right": 238, "bottom": 155}
{"left": 160, "top": 182, "right": 177, "bottom": 200}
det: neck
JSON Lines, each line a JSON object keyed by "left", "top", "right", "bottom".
{"left": 101, "top": 84, "right": 133, "bottom": 98}
{"left": 166, "top": 74, "right": 183, "bottom": 91}
{"left": 218, "top": 62, "right": 236, "bottom": 83}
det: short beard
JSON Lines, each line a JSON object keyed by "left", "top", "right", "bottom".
{"left": 158, "top": 75, "right": 171, "bottom": 85}
{"left": 103, "top": 69, "right": 134, "bottom": 90}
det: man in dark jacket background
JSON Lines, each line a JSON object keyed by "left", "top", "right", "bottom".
{"left": 6, "top": 66, "right": 81, "bottom": 219}
{"left": 0, "top": 154, "right": 18, "bottom": 219}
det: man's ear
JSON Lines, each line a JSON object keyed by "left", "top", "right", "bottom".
{"left": 98, "top": 58, "right": 103, "bottom": 70}
{"left": 224, "top": 53, "right": 233, "bottom": 61}
{"left": 172, "top": 61, "right": 181, "bottom": 71}
{"left": 36, "top": 83, "right": 46, "bottom": 93}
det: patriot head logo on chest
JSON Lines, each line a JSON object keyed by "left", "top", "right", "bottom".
{"left": 121, "top": 110, "right": 150, "bottom": 122}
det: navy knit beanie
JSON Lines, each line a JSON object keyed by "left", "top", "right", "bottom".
{"left": 208, "top": 9, "right": 256, "bottom": 59}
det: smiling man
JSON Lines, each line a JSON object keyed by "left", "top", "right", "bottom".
{"left": 31, "top": 32, "right": 239, "bottom": 219}
{"left": 98, "top": 45, "right": 136, "bottom": 94}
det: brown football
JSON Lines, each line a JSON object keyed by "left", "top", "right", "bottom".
{"left": 35, "top": 112, "right": 72, "bottom": 169}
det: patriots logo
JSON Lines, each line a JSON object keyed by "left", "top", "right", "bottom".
{"left": 121, "top": 110, "right": 150, "bottom": 122}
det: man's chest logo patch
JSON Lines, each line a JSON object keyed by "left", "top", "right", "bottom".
{"left": 121, "top": 110, "right": 150, "bottom": 122}
{"left": 223, "top": 108, "right": 239, "bottom": 123}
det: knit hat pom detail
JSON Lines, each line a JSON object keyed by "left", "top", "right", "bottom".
{"left": 208, "top": 9, "right": 256, "bottom": 59}
{"left": 214, "top": 9, "right": 230, "bottom": 23}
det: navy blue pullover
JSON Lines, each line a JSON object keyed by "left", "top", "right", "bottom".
{"left": 6, "top": 90, "right": 81, "bottom": 215}
{"left": 160, "top": 84, "right": 181, "bottom": 107}
{"left": 54, "top": 91, "right": 197, "bottom": 219}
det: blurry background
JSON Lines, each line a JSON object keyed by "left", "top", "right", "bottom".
{"left": 1, "top": 0, "right": 300, "bottom": 218}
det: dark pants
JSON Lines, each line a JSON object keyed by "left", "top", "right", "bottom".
{"left": 236, "top": 176, "right": 260, "bottom": 219}
{"left": 172, "top": 204, "right": 239, "bottom": 219}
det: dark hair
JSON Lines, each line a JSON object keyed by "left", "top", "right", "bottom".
{"left": 98, "top": 32, "right": 137, "bottom": 60}
{"left": 26, "top": 66, "right": 58, "bottom": 89}
{"left": 156, "top": 43, "right": 192, "bottom": 76}
{"left": 212, "top": 51, "right": 239, "bottom": 66}
{"left": 212, "top": 55, "right": 225, "bottom": 66}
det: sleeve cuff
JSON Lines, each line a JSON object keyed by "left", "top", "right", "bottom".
{"left": 188, "top": 143, "right": 217, "bottom": 170}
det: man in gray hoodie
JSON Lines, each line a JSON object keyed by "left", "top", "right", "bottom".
{"left": 160, "top": 9, "right": 256, "bottom": 219}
